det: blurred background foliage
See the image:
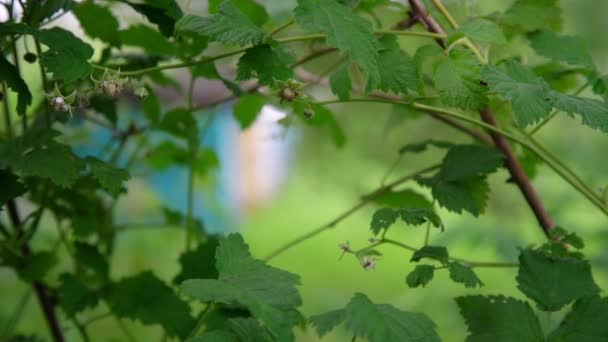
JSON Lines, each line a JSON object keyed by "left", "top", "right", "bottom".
{"left": 1, "top": 0, "right": 607, "bottom": 341}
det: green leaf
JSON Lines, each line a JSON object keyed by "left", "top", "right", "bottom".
{"left": 58, "top": 273, "right": 99, "bottom": 317}
{"left": 74, "top": 242, "right": 109, "bottom": 281}
{"left": 452, "top": 18, "right": 506, "bottom": 45}
{"left": 414, "top": 44, "right": 443, "bottom": 94}
{"left": 142, "top": 87, "right": 161, "bottom": 124}
{"left": 376, "top": 36, "right": 418, "bottom": 94}
{"left": 159, "top": 108, "right": 198, "bottom": 143}
{"left": 550, "top": 92, "right": 608, "bottom": 133}
{"left": 38, "top": 27, "right": 94, "bottom": 82}
{"left": 106, "top": 271, "right": 195, "bottom": 339}
{"left": 548, "top": 227, "right": 584, "bottom": 250}
{"left": 119, "top": 25, "right": 175, "bottom": 55}
{"left": 482, "top": 59, "right": 553, "bottom": 127}
{"left": 233, "top": 94, "right": 267, "bottom": 129}
{"left": 181, "top": 234, "right": 302, "bottom": 341}
{"left": 85, "top": 157, "right": 130, "bottom": 196}
{"left": 0, "top": 169, "right": 26, "bottom": 207}
{"left": 528, "top": 30, "right": 593, "bottom": 67}
{"left": 448, "top": 263, "right": 483, "bottom": 288}
{"left": 406, "top": 265, "right": 435, "bottom": 288}
{"left": 187, "top": 330, "right": 238, "bottom": 342}
{"left": 0, "top": 54, "right": 32, "bottom": 115}
{"left": 208, "top": 0, "right": 269, "bottom": 26}
{"left": 22, "top": 0, "right": 74, "bottom": 27}
{"left": 73, "top": 1, "right": 120, "bottom": 45}
{"left": 439, "top": 145, "right": 503, "bottom": 181}
{"left": 227, "top": 317, "right": 275, "bottom": 342}
{"left": 411, "top": 246, "right": 449, "bottom": 265}
{"left": 456, "top": 295, "right": 544, "bottom": 342}
{"left": 370, "top": 208, "right": 398, "bottom": 235}
{"left": 398, "top": 208, "right": 443, "bottom": 230}
{"left": 312, "top": 292, "right": 440, "bottom": 341}
{"left": 548, "top": 296, "right": 608, "bottom": 342}
{"left": 434, "top": 47, "right": 487, "bottom": 111}
{"left": 173, "top": 238, "right": 219, "bottom": 285}
{"left": 293, "top": 102, "right": 346, "bottom": 147}
{"left": 330, "top": 64, "right": 352, "bottom": 101}
{"left": 399, "top": 140, "right": 454, "bottom": 155}
{"left": 17, "top": 251, "right": 58, "bottom": 282}
{"left": 175, "top": 3, "right": 266, "bottom": 47}
{"left": 1, "top": 130, "right": 84, "bottom": 187}
{"left": 516, "top": 249, "right": 600, "bottom": 311}
{"left": 502, "top": 0, "right": 563, "bottom": 32}
{"left": 120, "top": 0, "right": 183, "bottom": 37}
{"left": 88, "top": 95, "right": 118, "bottom": 126}
{"left": 420, "top": 174, "right": 490, "bottom": 216}
{"left": 294, "top": 0, "right": 382, "bottom": 90}
{"left": 371, "top": 190, "right": 432, "bottom": 209}
{"left": 236, "top": 45, "right": 294, "bottom": 86}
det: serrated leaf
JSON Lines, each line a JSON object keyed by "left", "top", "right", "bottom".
{"left": 371, "top": 190, "right": 432, "bottom": 209}
{"left": 233, "top": 94, "right": 266, "bottom": 129}
{"left": 2, "top": 130, "right": 84, "bottom": 187}
{"left": 456, "top": 295, "right": 544, "bottom": 342}
{"left": 453, "top": 18, "right": 506, "bottom": 45}
{"left": 159, "top": 108, "right": 198, "bottom": 143}
{"left": 0, "top": 54, "right": 32, "bottom": 115}
{"left": 310, "top": 309, "right": 346, "bottom": 338}
{"left": 551, "top": 92, "right": 608, "bottom": 133}
{"left": 548, "top": 227, "right": 584, "bottom": 249}
{"left": 398, "top": 208, "right": 443, "bottom": 230}
{"left": 106, "top": 271, "right": 195, "bottom": 339}
{"left": 516, "top": 249, "right": 600, "bottom": 311}
{"left": 376, "top": 36, "right": 418, "bottom": 94}
{"left": 236, "top": 44, "right": 294, "bottom": 86}
{"left": 345, "top": 293, "right": 439, "bottom": 341}
{"left": 434, "top": 47, "right": 487, "bottom": 111}
{"left": 187, "top": 330, "right": 237, "bottom": 342}
{"left": 294, "top": 0, "right": 382, "bottom": 90}
{"left": 175, "top": 3, "right": 266, "bottom": 47}
{"left": 370, "top": 208, "right": 398, "bottom": 235}
{"left": 414, "top": 44, "right": 443, "bottom": 94}
{"left": 425, "top": 176, "right": 490, "bottom": 216}
{"left": 548, "top": 296, "right": 608, "bottom": 342}
{"left": 120, "top": 25, "right": 175, "bottom": 55}
{"left": 502, "top": 0, "right": 562, "bottom": 32}
{"left": 173, "top": 238, "right": 219, "bottom": 285}
{"left": 37, "top": 27, "right": 94, "bottom": 82}
{"left": 73, "top": 1, "right": 120, "bottom": 45}
{"left": 482, "top": 59, "right": 554, "bottom": 127}
{"left": 22, "top": 0, "right": 74, "bottom": 27}
{"left": 227, "top": 317, "right": 275, "bottom": 342}
{"left": 439, "top": 145, "right": 503, "bottom": 181}
{"left": 448, "top": 263, "right": 483, "bottom": 288}
{"left": 120, "top": 0, "right": 182, "bottom": 37}
{"left": 142, "top": 87, "right": 161, "bottom": 123}
{"left": 330, "top": 64, "right": 352, "bottom": 100}
{"left": 85, "top": 157, "right": 130, "bottom": 196}
{"left": 58, "top": 273, "right": 99, "bottom": 317}
{"left": 181, "top": 234, "right": 302, "bottom": 341}
{"left": 529, "top": 30, "right": 593, "bottom": 67}
{"left": 209, "top": 0, "right": 269, "bottom": 26}
{"left": 406, "top": 265, "right": 435, "bottom": 288}
{"left": 0, "top": 169, "right": 26, "bottom": 207}
{"left": 311, "top": 293, "right": 439, "bottom": 341}
{"left": 411, "top": 246, "right": 449, "bottom": 265}
{"left": 74, "top": 242, "right": 109, "bottom": 282}
{"left": 399, "top": 140, "right": 454, "bottom": 155}
{"left": 17, "top": 251, "right": 58, "bottom": 282}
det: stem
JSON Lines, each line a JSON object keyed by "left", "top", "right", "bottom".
{"left": 5, "top": 200, "right": 65, "bottom": 342}
{"left": 269, "top": 19, "right": 295, "bottom": 36}
{"left": 264, "top": 164, "right": 440, "bottom": 261}
{"left": 316, "top": 98, "right": 608, "bottom": 216}
{"left": 71, "top": 318, "right": 91, "bottom": 342}
{"left": 34, "top": 39, "right": 50, "bottom": 127}
{"left": 423, "top": 221, "right": 431, "bottom": 246}
{"left": 430, "top": 0, "right": 458, "bottom": 28}
{"left": 185, "top": 162, "right": 195, "bottom": 250}
{"left": 114, "top": 317, "right": 136, "bottom": 342}
{"left": 0, "top": 290, "right": 31, "bottom": 339}
{"left": 189, "top": 303, "right": 215, "bottom": 338}
{"left": 2, "top": 82, "right": 13, "bottom": 139}
{"left": 8, "top": 24, "right": 26, "bottom": 131}
{"left": 380, "top": 239, "right": 518, "bottom": 267}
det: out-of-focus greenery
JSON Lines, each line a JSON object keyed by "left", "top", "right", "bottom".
{"left": 1, "top": 0, "right": 607, "bottom": 341}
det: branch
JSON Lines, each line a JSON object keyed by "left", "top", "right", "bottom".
{"left": 264, "top": 164, "right": 440, "bottom": 261}
{"left": 407, "top": 0, "right": 556, "bottom": 236}
{"left": 5, "top": 200, "right": 65, "bottom": 342}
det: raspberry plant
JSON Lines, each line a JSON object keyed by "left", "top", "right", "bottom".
{"left": 1, "top": 0, "right": 608, "bottom": 341}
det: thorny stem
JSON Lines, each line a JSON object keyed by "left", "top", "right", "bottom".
{"left": 264, "top": 164, "right": 441, "bottom": 261}
{"left": 408, "top": 0, "right": 558, "bottom": 236}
